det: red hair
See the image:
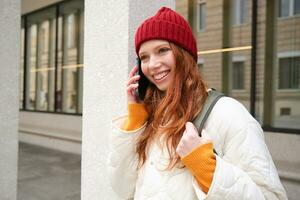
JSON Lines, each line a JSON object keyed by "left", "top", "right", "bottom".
{"left": 136, "top": 42, "right": 208, "bottom": 169}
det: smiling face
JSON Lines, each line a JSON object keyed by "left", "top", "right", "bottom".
{"left": 138, "top": 40, "right": 176, "bottom": 91}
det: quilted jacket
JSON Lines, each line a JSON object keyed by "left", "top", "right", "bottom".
{"left": 108, "top": 97, "right": 287, "bottom": 200}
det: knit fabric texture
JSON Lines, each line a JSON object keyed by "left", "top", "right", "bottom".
{"left": 122, "top": 103, "right": 149, "bottom": 131}
{"left": 135, "top": 7, "right": 198, "bottom": 62}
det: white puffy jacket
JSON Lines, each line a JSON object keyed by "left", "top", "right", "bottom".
{"left": 108, "top": 97, "right": 287, "bottom": 200}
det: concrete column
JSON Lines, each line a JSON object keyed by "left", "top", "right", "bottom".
{"left": 0, "top": 0, "right": 20, "bottom": 200}
{"left": 82, "top": 0, "right": 174, "bottom": 199}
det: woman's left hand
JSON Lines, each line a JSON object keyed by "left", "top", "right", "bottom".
{"left": 176, "top": 122, "right": 212, "bottom": 158}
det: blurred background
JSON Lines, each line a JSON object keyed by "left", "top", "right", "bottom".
{"left": 2, "top": 0, "right": 300, "bottom": 199}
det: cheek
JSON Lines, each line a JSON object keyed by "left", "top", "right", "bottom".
{"left": 141, "top": 66, "right": 150, "bottom": 78}
{"left": 170, "top": 56, "right": 176, "bottom": 70}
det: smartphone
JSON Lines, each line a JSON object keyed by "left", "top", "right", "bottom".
{"left": 136, "top": 58, "right": 149, "bottom": 101}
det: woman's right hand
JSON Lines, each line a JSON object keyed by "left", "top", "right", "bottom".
{"left": 127, "top": 65, "right": 140, "bottom": 103}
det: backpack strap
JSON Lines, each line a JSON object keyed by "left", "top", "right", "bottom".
{"left": 193, "top": 89, "right": 225, "bottom": 136}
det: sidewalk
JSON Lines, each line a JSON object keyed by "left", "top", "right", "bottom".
{"left": 17, "top": 142, "right": 299, "bottom": 200}
{"left": 17, "top": 143, "right": 81, "bottom": 200}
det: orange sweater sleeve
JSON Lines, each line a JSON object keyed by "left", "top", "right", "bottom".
{"left": 181, "top": 143, "right": 216, "bottom": 194}
{"left": 122, "top": 103, "right": 149, "bottom": 131}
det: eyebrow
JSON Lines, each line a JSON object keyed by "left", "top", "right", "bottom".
{"left": 139, "top": 43, "right": 170, "bottom": 57}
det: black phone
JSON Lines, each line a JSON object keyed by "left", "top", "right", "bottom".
{"left": 136, "top": 58, "right": 149, "bottom": 101}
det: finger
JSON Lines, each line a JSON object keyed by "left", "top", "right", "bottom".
{"left": 129, "top": 65, "right": 138, "bottom": 78}
{"left": 127, "top": 83, "right": 139, "bottom": 93}
{"left": 185, "top": 122, "right": 199, "bottom": 136}
{"left": 127, "top": 75, "right": 140, "bottom": 86}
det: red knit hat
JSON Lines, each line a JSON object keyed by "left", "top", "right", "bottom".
{"left": 135, "top": 7, "right": 198, "bottom": 62}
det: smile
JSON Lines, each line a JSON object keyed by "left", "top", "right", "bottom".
{"left": 153, "top": 70, "right": 170, "bottom": 81}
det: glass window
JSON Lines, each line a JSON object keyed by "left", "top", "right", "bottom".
{"left": 67, "top": 14, "right": 76, "bottom": 49}
{"left": 198, "top": 3, "right": 206, "bottom": 31}
{"left": 232, "top": 61, "right": 245, "bottom": 90}
{"left": 278, "top": 0, "right": 300, "bottom": 17}
{"left": 232, "top": 0, "right": 248, "bottom": 25}
{"left": 295, "top": 0, "right": 300, "bottom": 14}
{"left": 278, "top": 57, "right": 300, "bottom": 89}
{"left": 197, "top": 57, "right": 204, "bottom": 70}
{"left": 21, "top": 0, "right": 84, "bottom": 114}
{"left": 25, "top": 8, "right": 56, "bottom": 111}
{"left": 279, "top": 0, "right": 290, "bottom": 17}
{"left": 25, "top": 24, "right": 37, "bottom": 110}
{"left": 241, "top": 0, "right": 247, "bottom": 23}
{"left": 57, "top": 0, "right": 84, "bottom": 113}
{"left": 198, "top": 63, "right": 203, "bottom": 71}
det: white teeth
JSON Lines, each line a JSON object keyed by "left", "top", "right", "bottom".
{"left": 154, "top": 71, "right": 169, "bottom": 81}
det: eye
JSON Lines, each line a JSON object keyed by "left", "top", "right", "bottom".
{"left": 140, "top": 55, "right": 149, "bottom": 62}
{"left": 159, "top": 47, "right": 170, "bottom": 54}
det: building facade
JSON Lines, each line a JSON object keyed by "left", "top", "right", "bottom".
{"left": 175, "top": 0, "right": 300, "bottom": 197}
{"left": 176, "top": 0, "right": 300, "bottom": 130}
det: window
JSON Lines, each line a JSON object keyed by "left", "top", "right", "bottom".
{"left": 295, "top": 0, "right": 300, "bottom": 14}
{"left": 21, "top": 0, "right": 84, "bottom": 114}
{"left": 232, "top": 0, "right": 247, "bottom": 25}
{"left": 24, "top": 9, "right": 56, "bottom": 112}
{"left": 279, "top": 0, "right": 300, "bottom": 17}
{"left": 280, "top": 107, "right": 291, "bottom": 116}
{"left": 279, "top": 0, "right": 290, "bottom": 17}
{"left": 198, "top": 3, "right": 206, "bottom": 31}
{"left": 232, "top": 61, "right": 245, "bottom": 90}
{"left": 278, "top": 57, "right": 300, "bottom": 89}
{"left": 57, "top": 0, "right": 84, "bottom": 113}
{"left": 197, "top": 57, "right": 204, "bottom": 72}
{"left": 25, "top": 23, "right": 38, "bottom": 110}
{"left": 198, "top": 63, "right": 204, "bottom": 71}
{"left": 67, "top": 13, "right": 76, "bottom": 49}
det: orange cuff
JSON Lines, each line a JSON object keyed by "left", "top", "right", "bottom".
{"left": 122, "top": 103, "right": 149, "bottom": 131}
{"left": 182, "top": 143, "right": 216, "bottom": 193}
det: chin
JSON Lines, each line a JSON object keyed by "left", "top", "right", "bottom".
{"left": 156, "top": 85, "right": 168, "bottom": 91}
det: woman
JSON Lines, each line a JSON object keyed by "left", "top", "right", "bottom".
{"left": 108, "top": 7, "right": 287, "bottom": 200}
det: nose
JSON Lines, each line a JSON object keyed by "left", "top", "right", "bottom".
{"left": 148, "top": 55, "right": 161, "bottom": 71}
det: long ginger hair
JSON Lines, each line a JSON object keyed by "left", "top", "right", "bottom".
{"left": 136, "top": 42, "right": 208, "bottom": 169}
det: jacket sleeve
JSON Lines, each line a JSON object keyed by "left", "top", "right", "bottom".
{"left": 107, "top": 115, "right": 146, "bottom": 199}
{"left": 193, "top": 97, "right": 287, "bottom": 200}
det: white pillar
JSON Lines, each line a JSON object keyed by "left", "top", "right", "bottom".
{"left": 0, "top": 0, "right": 20, "bottom": 199}
{"left": 81, "top": 0, "right": 175, "bottom": 199}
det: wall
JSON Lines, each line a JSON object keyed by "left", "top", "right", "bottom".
{"left": 0, "top": 0, "right": 20, "bottom": 199}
